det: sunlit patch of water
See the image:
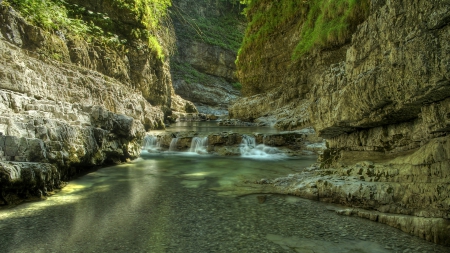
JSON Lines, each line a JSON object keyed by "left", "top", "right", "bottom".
{"left": 1, "top": 155, "right": 448, "bottom": 252}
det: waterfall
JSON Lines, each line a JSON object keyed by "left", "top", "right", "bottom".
{"left": 240, "top": 135, "right": 285, "bottom": 159}
{"left": 189, "top": 136, "right": 208, "bottom": 154}
{"left": 142, "top": 135, "right": 160, "bottom": 152}
{"left": 169, "top": 138, "right": 179, "bottom": 151}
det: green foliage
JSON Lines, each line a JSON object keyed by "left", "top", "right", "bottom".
{"left": 171, "top": 0, "right": 245, "bottom": 52}
{"left": 232, "top": 82, "right": 242, "bottom": 90}
{"left": 172, "top": 61, "right": 208, "bottom": 84}
{"left": 236, "top": 0, "right": 369, "bottom": 95}
{"left": 191, "top": 14, "right": 244, "bottom": 52}
{"left": 111, "top": 0, "right": 171, "bottom": 58}
{"left": 4, "top": 0, "right": 171, "bottom": 59}
{"left": 5, "top": 0, "right": 86, "bottom": 32}
{"left": 293, "top": 0, "right": 370, "bottom": 58}
{"left": 237, "top": 0, "right": 369, "bottom": 62}
{"left": 51, "top": 53, "right": 63, "bottom": 61}
{"left": 111, "top": 0, "right": 171, "bottom": 30}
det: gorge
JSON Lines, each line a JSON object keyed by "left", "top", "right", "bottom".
{"left": 0, "top": 0, "right": 449, "bottom": 251}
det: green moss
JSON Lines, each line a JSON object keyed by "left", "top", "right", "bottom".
{"left": 293, "top": 0, "right": 370, "bottom": 58}
{"left": 172, "top": 61, "right": 208, "bottom": 84}
{"left": 232, "top": 82, "right": 242, "bottom": 90}
{"left": 236, "top": 0, "right": 370, "bottom": 84}
{"left": 4, "top": 0, "right": 171, "bottom": 59}
{"left": 171, "top": 0, "right": 245, "bottom": 52}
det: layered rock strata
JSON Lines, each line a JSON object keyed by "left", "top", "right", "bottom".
{"left": 144, "top": 129, "right": 324, "bottom": 156}
{"left": 231, "top": 0, "right": 450, "bottom": 245}
{"left": 0, "top": 3, "right": 192, "bottom": 204}
{"left": 170, "top": 0, "right": 243, "bottom": 115}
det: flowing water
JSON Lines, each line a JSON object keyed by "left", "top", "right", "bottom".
{"left": 0, "top": 123, "right": 448, "bottom": 252}
{"left": 189, "top": 137, "right": 208, "bottom": 154}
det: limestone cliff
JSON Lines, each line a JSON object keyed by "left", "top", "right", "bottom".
{"left": 231, "top": 0, "right": 450, "bottom": 245}
{"left": 0, "top": 1, "right": 193, "bottom": 204}
{"left": 169, "top": 0, "right": 245, "bottom": 115}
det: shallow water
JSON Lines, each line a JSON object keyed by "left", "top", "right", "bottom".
{"left": 0, "top": 153, "right": 448, "bottom": 252}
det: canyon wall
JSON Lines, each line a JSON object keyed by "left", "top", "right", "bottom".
{"left": 231, "top": 0, "right": 450, "bottom": 245}
{"left": 170, "top": 0, "right": 244, "bottom": 115}
{"left": 0, "top": 1, "right": 193, "bottom": 204}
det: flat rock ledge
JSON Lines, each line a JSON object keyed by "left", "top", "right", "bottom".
{"left": 145, "top": 128, "right": 325, "bottom": 156}
{"left": 257, "top": 164, "right": 450, "bottom": 246}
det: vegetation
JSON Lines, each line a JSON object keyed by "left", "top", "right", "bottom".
{"left": 293, "top": 0, "right": 369, "bottom": 57}
{"left": 235, "top": 0, "right": 369, "bottom": 95}
{"left": 171, "top": 60, "right": 232, "bottom": 90}
{"left": 237, "top": 0, "right": 369, "bottom": 62}
{"left": 170, "top": 0, "right": 245, "bottom": 91}
{"left": 171, "top": 0, "right": 245, "bottom": 52}
{"left": 3, "top": 0, "right": 171, "bottom": 59}
{"left": 171, "top": 61, "right": 208, "bottom": 84}
{"left": 232, "top": 82, "right": 242, "bottom": 90}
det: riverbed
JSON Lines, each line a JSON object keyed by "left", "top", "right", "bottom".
{"left": 0, "top": 123, "right": 448, "bottom": 252}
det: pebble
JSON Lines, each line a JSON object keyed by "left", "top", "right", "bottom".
{"left": 0, "top": 159, "right": 448, "bottom": 253}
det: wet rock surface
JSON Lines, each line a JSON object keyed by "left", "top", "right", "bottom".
{"left": 264, "top": 163, "right": 450, "bottom": 246}
{"left": 144, "top": 129, "right": 324, "bottom": 156}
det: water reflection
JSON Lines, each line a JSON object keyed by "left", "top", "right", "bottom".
{"left": 0, "top": 155, "right": 448, "bottom": 252}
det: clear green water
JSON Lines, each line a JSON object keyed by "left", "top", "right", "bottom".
{"left": 0, "top": 153, "right": 448, "bottom": 252}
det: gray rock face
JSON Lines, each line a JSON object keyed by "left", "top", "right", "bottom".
{"left": 230, "top": 0, "right": 450, "bottom": 245}
{"left": 170, "top": 0, "right": 243, "bottom": 115}
{"left": 0, "top": 88, "right": 147, "bottom": 204}
{"left": 0, "top": 3, "right": 195, "bottom": 114}
{"left": 0, "top": 3, "right": 187, "bottom": 204}
{"left": 172, "top": 78, "right": 239, "bottom": 112}
{"left": 311, "top": 1, "right": 450, "bottom": 138}
{"left": 0, "top": 162, "right": 60, "bottom": 205}
{"left": 267, "top": 162, "right": 450, "bottom": 245}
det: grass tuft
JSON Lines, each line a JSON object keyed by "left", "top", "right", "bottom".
{"left": 3, "top": 0, "right": 171, "bottom": 59}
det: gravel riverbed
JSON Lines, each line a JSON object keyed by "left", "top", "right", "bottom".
{"left": 0, "top": 155, "right": 448, "bottom": 253}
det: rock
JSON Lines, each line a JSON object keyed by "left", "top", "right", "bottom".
{"left": 146, "top": 131, "right": 324, "bottom": 156}
{"left": 256, "top": 195, "right": 267, "bottom": 204}
{"left": 170, "top": 0, "right": 243, "bottom": 114}
{"left": 0, "top": 3, "right": 171, "bottom": 203}
{"left": 0, "top": 162, "right": 60, "bottom": 204}
{"left": 217, "top": 119, "right": 257, "bottom": 126}
{"left": 0, "top": 3, "right": 181, "bottom": 112}
{"left": 230, "top": 0, "right": 450, "bottom": 245}
{"left": 171, "top": 94, "right": 199, "bottom": 115}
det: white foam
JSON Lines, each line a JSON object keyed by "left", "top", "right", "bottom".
{"left": 240, "top": 135, "right": 286, "bottom": 160}
{"left": 189, "top": 136, "right": 208, "bottom": 154}
{"left": 142, "top": 135, "right": 161, "bottom": 152}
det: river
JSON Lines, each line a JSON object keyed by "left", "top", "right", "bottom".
{"left": 0, "top": 122, "right": 448, "bottom": 252}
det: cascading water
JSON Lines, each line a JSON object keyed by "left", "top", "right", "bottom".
{"left": 169, "top": 138, "right": 179, "bottom": 151}
{"left": 189, "top": 137, "right": 208, "bottom": 154}
{"left": 142, "top": 135, "right": 160, "bottom": 152}
{"left": 240, "top": 135, "right": 285, "bottom": 159}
